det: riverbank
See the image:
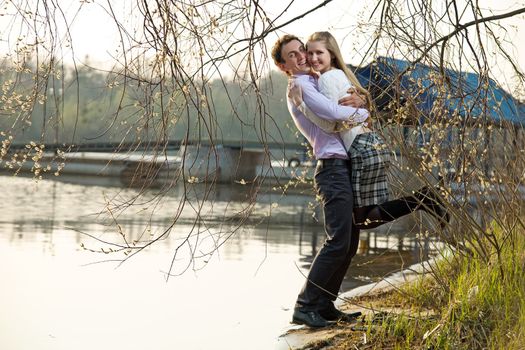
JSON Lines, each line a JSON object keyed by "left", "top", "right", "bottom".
{"left": 279, "top": 227, "right": 525, "bottom": 349}
{"left": 277, "top": 258, "right": 437, "bottom": 349}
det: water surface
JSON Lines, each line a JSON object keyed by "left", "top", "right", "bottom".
{"left": 0, "top": 174, "right": 440, "bottom": 350}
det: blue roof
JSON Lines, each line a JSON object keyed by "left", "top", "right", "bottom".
{"left": 353, "top": 57, "right": 525, "bottom": 126}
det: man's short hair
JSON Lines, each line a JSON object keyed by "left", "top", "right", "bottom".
{"left": 271, "top": 34, "right": 303, "bottom": 67}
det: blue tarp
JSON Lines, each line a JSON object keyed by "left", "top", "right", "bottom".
{"left": 353, "top": 57, "right": 525, "bottom": 126}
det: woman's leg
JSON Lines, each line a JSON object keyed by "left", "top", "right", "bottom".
{"left": 353, "top": 186, "right": 449, "bottom": 230}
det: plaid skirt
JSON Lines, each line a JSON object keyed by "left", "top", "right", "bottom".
{"left": 348, "top": 132, "right": 390, "bottom": 207}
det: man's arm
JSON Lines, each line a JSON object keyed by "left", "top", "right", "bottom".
{"left": 297, "top": 78, "right": 369, "bottom": 123}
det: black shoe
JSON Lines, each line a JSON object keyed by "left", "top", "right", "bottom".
{"left": 292, "top": 309, "right": 332, "bottom": 328}
{"left": 417, "top": 186, "right": 450, "bottom": 229}
{"left": 319, "top": 305, "right": 362, "bottom": 322}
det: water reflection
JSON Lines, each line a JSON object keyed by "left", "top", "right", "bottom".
{"left": 0, "top": 174, "right": 442, "bottom": 350}
{"left": 0, "top": 173, "right": 441, "bottom": 282}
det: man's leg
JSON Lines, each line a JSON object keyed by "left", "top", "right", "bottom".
{"left": 315, "top": 224, "right": 362, "bottom": 322}
{"left": 322, "top": 224, "right": 360, "bottom": 301}
{"left": 293, "top": 164, "right": 354, "bottom": 326}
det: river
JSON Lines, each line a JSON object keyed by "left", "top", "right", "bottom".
{"left": 0, "top": 174, "right": 441, "bottom": 350}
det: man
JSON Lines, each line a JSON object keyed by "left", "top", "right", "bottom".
{"left": 271, "top": 34, "right": 369, "bottom": 328}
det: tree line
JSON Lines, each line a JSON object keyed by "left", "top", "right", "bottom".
{"left": 0, "top": 59, "right": 297, "bottom": 148}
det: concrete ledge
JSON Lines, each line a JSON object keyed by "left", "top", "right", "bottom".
{"left": 337, "top": 256, "right": 442, "bottom": 305}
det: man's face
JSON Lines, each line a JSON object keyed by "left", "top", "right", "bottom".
{"left": 278, "top": 40, "right": 310, "bottom": 75}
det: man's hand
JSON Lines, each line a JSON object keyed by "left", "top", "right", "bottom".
{"left": 338, "top": 87, "right": 367, "bottom": 108}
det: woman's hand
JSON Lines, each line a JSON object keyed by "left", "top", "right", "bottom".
{"left": 287, "top": 80, "right": 303, "bottom": 107}
{"left": 338, "top": 87, "right": 367, "bottom": 108}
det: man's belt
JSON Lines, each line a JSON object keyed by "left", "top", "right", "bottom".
{"left": 316, "top": 158, "right": 349, "bottom": 168}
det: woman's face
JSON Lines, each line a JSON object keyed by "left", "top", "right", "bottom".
{"left": 306, "top": 40, "right": 332, "bottom": 74}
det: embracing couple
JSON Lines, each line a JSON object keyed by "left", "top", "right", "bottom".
{"left": 271, "top": 32, "right": 449, "bottom": 328}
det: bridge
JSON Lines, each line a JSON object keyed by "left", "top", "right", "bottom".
{"left": 7, "top": 140, "right": 306, "bottom": 154}
{"left": 4, "top": 140, "right": 311, "bottom": 187}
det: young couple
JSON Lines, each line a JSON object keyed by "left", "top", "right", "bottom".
{"left": 271, "top": 32, "right": 448, "bottom": 328}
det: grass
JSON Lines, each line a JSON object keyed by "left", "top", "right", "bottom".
{"left": 302, "top": 223, "right": 525, "bottom": 349}
{"left": 424, "top": 226, "right": 525, "bottom": 350}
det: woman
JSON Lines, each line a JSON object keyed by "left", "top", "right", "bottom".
{"left": 290, "top": 31, "right": 448, "bottom": 229}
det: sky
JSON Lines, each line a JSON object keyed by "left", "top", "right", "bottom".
{"left": 0, "top": 0, "right": 524, "bottom": 92}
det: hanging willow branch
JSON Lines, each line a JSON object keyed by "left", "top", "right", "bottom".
{"left": 0, "top": 0, "right": 524, "bottom": 278}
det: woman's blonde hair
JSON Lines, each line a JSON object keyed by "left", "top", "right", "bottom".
{"left": 307, "top": 31, "right": 374, "bottom": 112}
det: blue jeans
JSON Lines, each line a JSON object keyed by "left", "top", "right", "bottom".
{"left": 295, "top": 162, "right": 359, "bottom": 311}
